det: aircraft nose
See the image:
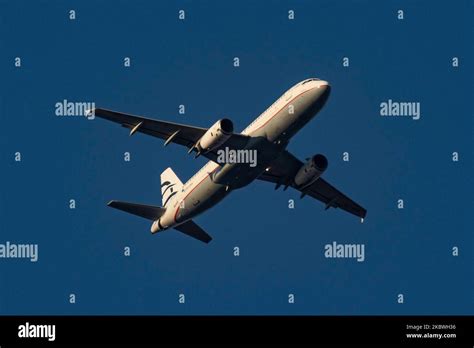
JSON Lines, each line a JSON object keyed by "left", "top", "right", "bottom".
{"left": 311, "top": 80, "right": 331, "bottom": 106}
{"left": 315, "top": 80, "right": 329, "bottom": 89}
{"left": 316, "top": 81, "right": 330, "bottom": 99}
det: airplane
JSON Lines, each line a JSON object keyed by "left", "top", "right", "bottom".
{"left": 90, "top": 78, "right": 366, "bottom": 243}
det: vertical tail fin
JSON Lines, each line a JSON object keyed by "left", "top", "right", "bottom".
{"left": 160, "top": 167, "right": 183, "bottom": 207}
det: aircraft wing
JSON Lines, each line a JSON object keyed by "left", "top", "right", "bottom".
{"left": 258, "top": 150, "right": 367, "bottom": 219}
{"left": 91, "top": 108, "right": 250, "bottom": 162}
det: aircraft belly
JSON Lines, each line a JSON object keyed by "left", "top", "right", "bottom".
{"left": 176, "top": 176, "right": 229, "bottom": 223}
{"left": 212, "top": 136, "right": 283, "bottom": 189}
{"left": 217, "top": 164, "right": 267, "bottom": 189}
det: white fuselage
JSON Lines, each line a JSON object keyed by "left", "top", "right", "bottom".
{"left": 152, "top": 78, "right": 330, "bottom": 232}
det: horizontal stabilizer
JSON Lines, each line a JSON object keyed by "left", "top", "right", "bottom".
{"left": 108, "top": 200, "right": 165, "bottom": 220}
{"left": 174, "top": 220, "right": 212, "bottom": 244}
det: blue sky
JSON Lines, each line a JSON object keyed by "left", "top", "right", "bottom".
{"left": 0, "top": 0, "right": 472, "bottom": 315}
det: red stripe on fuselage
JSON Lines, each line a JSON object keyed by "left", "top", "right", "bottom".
{"left": 246, "top": 87, "right": 316, "bottom": 135}
{"left": 174, "top": 166, "right": 219, "bottom": 222}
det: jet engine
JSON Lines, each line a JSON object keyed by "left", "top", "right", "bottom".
{"left": 197, "top": 118, "right": 234, "bottom": 153}
{"left": 294, "top": 154, "right": 328, "bottom": 187}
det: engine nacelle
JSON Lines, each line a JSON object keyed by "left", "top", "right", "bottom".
{"left": 198, "top": 118, "right": 234, "bottom": 152}
{"left": 294, "top": 154, "right": 328, "bottom": 187}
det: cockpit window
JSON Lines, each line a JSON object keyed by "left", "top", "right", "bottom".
{"left": 302, "top": 78, "right": 320, "bottom": 85}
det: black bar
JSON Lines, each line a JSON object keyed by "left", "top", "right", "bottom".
{"left": 0, "top": 316, "right": 472, "bottom": 345}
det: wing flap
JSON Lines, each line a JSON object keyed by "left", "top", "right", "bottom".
{"left": 94, "top": 108, "right": 207, "bottom": 147}
{"left": 305, "top": 178, "right": 367, "bottom": 218}
{"left": 93, "top": 108, "right": 250, "bottom": 163}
